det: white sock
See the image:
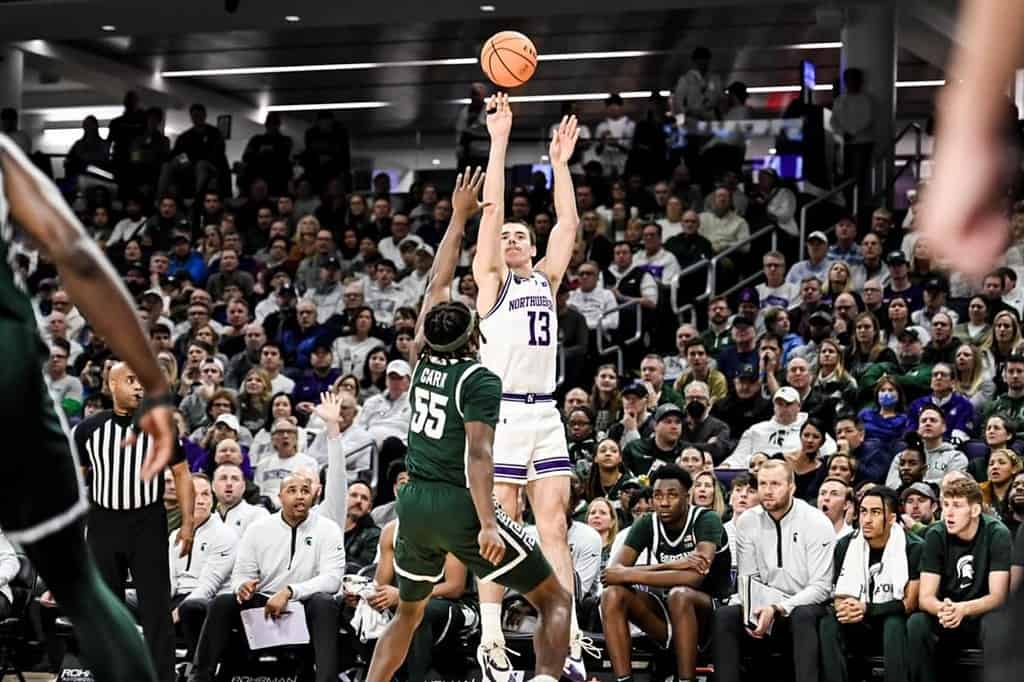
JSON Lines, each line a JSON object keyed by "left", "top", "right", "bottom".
{"left": 481, "top": 602, "right": 505, "bottom": 646}
{"left": 531, "top": 676, "right": 559, "bottom": 682}
{"left": 569, "top": 600, "right": 581, "bottom": 658}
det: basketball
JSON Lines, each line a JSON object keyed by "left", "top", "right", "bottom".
{"left": 480, "top": 30, "right": 537, "bottom": 88}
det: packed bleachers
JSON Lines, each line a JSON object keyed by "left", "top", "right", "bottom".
{"left": 3, "top": 46, "right": 1023, "bottom": 682}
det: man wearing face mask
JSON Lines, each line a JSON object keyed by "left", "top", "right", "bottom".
{"left": 678, "top": 381, "right": 732, "bottom": 464}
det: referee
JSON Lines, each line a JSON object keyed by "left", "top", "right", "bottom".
{"left": 74, "top": 362, "right": 194, "bottom": 682}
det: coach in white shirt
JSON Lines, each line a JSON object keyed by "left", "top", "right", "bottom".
{"left": 568, "top": 261, "right": 619, "bottom": 332}
{"left": 212, "top": 463, "right": 269, "bottom": 537}
{"left": 189, "top": 473, "right": 344, "bottom": 682}
{"left": 173, "top": 474, "right": 238, "bottom": 658}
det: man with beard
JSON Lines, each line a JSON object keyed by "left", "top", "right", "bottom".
{"left": 885, "top": 407, "right": 967, "bottom": 488}
{"left": 212, "top": 462, "right": 268, "bottom": 537}
{"left": 623, "top": 404, "right": 686, "bottom": 478}
{"left": 787, "top": 277, "right": 826, "bottom": 340}
{"left": 700, "top": 296, "right": 733, "bottom": 358}
{"left": 980, "top": 354, "right": 1024, "bottom": 425}
{"left": 907, "top": 478, "right": 1010, "bottom": 682}
{"left": 601, "top": 464, "right": 730, "bottom": 682}
{"left": 901, "top": 482, "right": 939, "bottom": 537}
{"left": 861, "top": 327, "right": 933, "bottom": 404}
{"left": 343, "top": 480, "right": 381, "bottom": 571}
{"left": 820, "top": 486, "right": 922, "bottom": 682}
{"left": 922, "top": 312, "right": 960, "bottom": 366}
{"left": 675, "top": 337, "right": 728, "bottom": 404}
{"left": 1006, "top": 472, "right": 1024, "bottom": 537}
{"left": 710, "top": 365, "right": 772, "bottom": 443}
{"left": 712, "top": 460, "right": 834, "bottom": 682}
{"left": 224, "top": 323, "right": 265, "bottom": 389}
{"left": 304, "top": 257, "right": 345, "bottom": 324}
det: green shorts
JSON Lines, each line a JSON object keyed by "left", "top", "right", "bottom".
{"left": 0, "top": 319, "right": 88, "bottom": 543}
{"left": 394, "top": 479, "right": 553, "bottom": 602}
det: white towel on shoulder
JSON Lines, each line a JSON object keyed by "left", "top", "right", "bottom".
{"left": 834, "top": 523, "right": 909, "bottom": 603}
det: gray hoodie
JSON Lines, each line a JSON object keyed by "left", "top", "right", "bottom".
{"left": 885, "top": 441, "right": 968, "bottom": 489}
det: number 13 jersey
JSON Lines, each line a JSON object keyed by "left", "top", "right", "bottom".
{"left": 479, "top": 270, "right": 558, "bottom": 395}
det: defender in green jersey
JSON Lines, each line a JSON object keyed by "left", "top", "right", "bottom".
{"left": 365, "top": 300, "right": 571, "bottom": 682}
{"left": 0, "top": 134, "right": 179, "bottom": 681}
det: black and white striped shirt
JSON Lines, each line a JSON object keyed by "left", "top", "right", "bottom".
{"left": 73, "top": 410, "right": 183, "bottom": 510}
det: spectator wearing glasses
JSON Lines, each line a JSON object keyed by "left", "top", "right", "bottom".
{"left": 48, "top": 339, "right": 83, "bottom": 418}
{"left": 252, "top": 418, "right": 319, "bottom": 508}
{"left": 756, "top": 251, "right": 798, "bottom": 310}
{"left": 49, "top": 287, "right": 86, "bottom": 341}
{"left": 179, "top": 358, "right": 233, "bottom": 432}
{"left": 907, "top": 363, "right": 976, "bottom": 441}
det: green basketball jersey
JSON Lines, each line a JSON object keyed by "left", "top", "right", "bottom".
{"left": 406, "top": 355, "right": 502, "bottom": 488}
{"left": 0, "top": 167, "right": 41, "bottom": 332}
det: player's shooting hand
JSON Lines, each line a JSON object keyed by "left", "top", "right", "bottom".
{"left": 478, "top": 525, "right": 506, "bottom": 566}
{"left": 917, "top": 108, "right": 1009, "bottom": 278}
{"left": 237, "top": 579, "right": 259, "bottom": 604}
{"left": 485, "top": 93, "right": 513, "bottom": 140}
{"left": 549, "top": 115, "right": 580, "bottom": 166}
{"left": 452, "top": 166, "right": 490, "bottom": 217}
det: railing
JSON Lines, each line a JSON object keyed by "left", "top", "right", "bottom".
{"left": 596, "top": 299, "right": 644, "bottom": 376}
{"left": 555, "top": 342, "right": 566, "bottom": 388}
{"left": 870, "top": 122, "right": 924, "bottom": 205}
{"left": 798, "top": 178, "right": 857, "bottom": 261}
{"left": 669, "top": 224, "right": 782, "bottom": 322}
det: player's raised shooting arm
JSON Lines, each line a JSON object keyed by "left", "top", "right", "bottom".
{"left": 536, "top": 115, "right": 580, "bottom": 287}
{"left": 0, "top": 136, "right": 167, "bottom": 397}
{"left": 465, "top": 420, "right": 499, "bottom": 529}
{"left": 473, "top": 94, "right": 511, "bottom": 313}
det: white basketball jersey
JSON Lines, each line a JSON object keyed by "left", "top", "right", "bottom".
{"left": 479, "top": 270, "right": 557, "bottom": 395}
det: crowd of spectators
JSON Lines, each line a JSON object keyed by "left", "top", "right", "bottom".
{"left": 6, "top": 44, "right": 1024, "bottom": 682}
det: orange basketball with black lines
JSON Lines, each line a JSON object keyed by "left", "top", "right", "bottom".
{"left": 480, "top": 31, "right": 537, "bottom": 88}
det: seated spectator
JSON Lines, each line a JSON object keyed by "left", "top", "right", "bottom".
{"left": 355, "top": 359, "right": 412, "bottom": 450}
{"left": 586, "top": 497, "right": 619, "bottom": 569}
{"left": 954, "top": 343, "right": 996, "bottom": 411}
{"left": 189, "top": 474, "right": 343, "bottom": 682}
{"left": 885, "top": 405, "right": 968, "bottom": 488}
{"left": 590, "top": 364, "right": 623, "bottom": 437}
{"left": 623, "top": 403, "right": 685, "bottom": 477}
{"left": 982, "top": 313, "right": 1022, "bottom": 395}
{"left": 786, "top": 231, "right": 833, "bottom": 287}
{"left": 585, "top": 438, "right": 637, "bottom": 523}
{"left": 722, "top": 387, "right": 837, "bottom": 468}
{"left": 724, "top": 472, "right": 758, "bottom": 572}
{"left": 677, "top": 446, "right": 705, "bottom": 478}
{"left": 851, "top": 232, "right": 889, "bottom": 290}
{"left": 179, "top": 360, "right": 233, "bottom": 432}
{"left": 365, "top": 260, "right": 411, "bottom": 326}
{"left": 971, "top": 414, "right": 1018, "bottom": 482}
{"left": 900, "top": 481, "right": 939, "bottom": 537}
{"left": 911, "top": 277, "right": 959, "bottom": 334}
{"left": 569, "top": 260, "right": 619, "bottom": 333}
{"left": 253, "top": 419, "right": 319, "bottom": 508}
{"left": 292, "top": 343, "right": 341, "bottom": 411}
{"left": 357, "top": 346, "right": 389, "bottom": 402}
{"left": 757, "top": 251, "right": 798, "bottom": 310}
{"left": 663, "top": 323, "right": 698, "bottom": 384}
{"left": 699, "top": 187, "right": 750, "bottom": 255}
{"left": 712, "top": 460, "right": 834, "bottom": 682}
{"left": 817, "top": 477, "right": 854, "bottom": 538}
{"left": 259, "top": 342, "right": 295, "bottom": 395}
{"left": 846, "top": 312, "right": 897, "bottom": 379}
{"left": 701, "top": 296, "right": 734, "bottom": 358}
{"left": 755, "top": 167, "right": 798, "bottom": 236}
{"left": 692, "top": 469, "right": 727, "bottom": 516}
{"left": 884, "top": 252, "right": 923, "bottom": 311}
{"left": 877, "top": 325, "right": 934, "bottom": 403}
{"left": 859, "top": 375, "right": 910, "bottom": 450}
{"left": 633, "top": 222, "right": 681, "bottom": 285}
{"left": 981, "top": 353, "right": 1024, "bottom": 425}
{"left": 370, "top": 459, "right": 408, "bottom": 527}
{"left": 834, "top": 414, "right": 889, "bottom": 485}
{"left": 343, "top": 480, "right": 381, "bottom": 571}
{"left": 812, "top": 338, "right": 858, "bottom": 411}
{"left": 710, "top": 365, "right": 773, "bottom": 439}
{"left": 907, "top": 362, "right": 976, "bottom": 441}
{"left": 819, "top": 486, "right": 921, "bottom": 682}
{"left": 716, "top": 316, "right": 759, "bottom": 381}
{"left": 762, "top": 307, "right": 802, "bottom": 363}
{"left": 788, "top": 277, "right": 827, "bottom": 341}
{"left": 954, "top": 296, "right": 992, "bottom": 347}
{"left": 172, "top": 474, "right": 238, "bottom": 658}
{"left": 237, "top": 368, "right": 273, "bottom": 433}
{"left": 601, "top": 465, "right": 731, "bottom": 682}
{"left": 980, "top": 448, "right": 1021, "bottom": 529}
{"left": 640, "top": 353, "right": 684, "bottom": 408}
{"left": 1007, "top": 472, "right": 1024, "bottom": 538}
{"left": 249, "top": 392, "right": 308, "bottom": 463}
{"left": 664, "top": 208, "right": 713, "bottom": 269}
{"left": 566, "top": 406, "right": 599, "bottom": 478}
{"left": 922, "top": 312, "right": 961, "bottom": 366}
{"left": 605, "top": 382, "right": 654, "bottom": 448}
{"left": 303, "top": 257, "right": 345, "bottom": 324}
{"left": 907, "top": 478, "right": 1011, "bottom": 682}
{"left": 678, "top": 381, "right": 732, "bottom": 462}
{"left": 307, "top": 390, "right": 374, "bottom": 482}
{"left": 212, "top": 462, "right": 269, "bottom": 537}
{"left": 786, "top": 418, "right": 830, "bottom": 502}
{"left": 48, "top": 339, "right": 83, "bottom": 418}
{"left": 674, "top": 337, "right": 728, "bottom": 404}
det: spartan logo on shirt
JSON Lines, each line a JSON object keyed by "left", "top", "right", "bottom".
{"left": 956, "top": 555, "right": 975, "bottom": 590}
{"left": 200, "top": 542, "right": 208, "bottom": 552}
{"left": 768, "top": 429, "right": 789, "bottom": 448}
{"left": 305, "top": 536, "right": 313, "bottom": 546}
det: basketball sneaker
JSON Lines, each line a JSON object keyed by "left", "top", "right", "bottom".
{"left": 478, "top": 640, "right": 518, "bottom": 682}
{"left": 561, "top": 633, "right": 601, "bottom": 682}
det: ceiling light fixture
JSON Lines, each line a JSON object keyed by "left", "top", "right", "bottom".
{"left": 480, "top": 4, "right": 496, "bottom": 11}
{"left": 264, "top": 101, "right": 391, "bottom": 112}
{"left": 784, "top": 41, "right": 843, "bottom": 49}
{"left": 431, "top": 158, "right": 441, "bottom": 166}
{"left": 25, "top": 105, "right": 124, "bottom": 122}
{"left": 100, "top": 24, "right": 116, "bottom": 32}
{"left": 284, "top": 15, "right": 301, "bottom": 22}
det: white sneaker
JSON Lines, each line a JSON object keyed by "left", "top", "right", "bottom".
{"left": 562, "top": 634, "right": 601, "bottom": 682}
{"left": 478, "top": 640, "right": 518, "bottom": 682}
